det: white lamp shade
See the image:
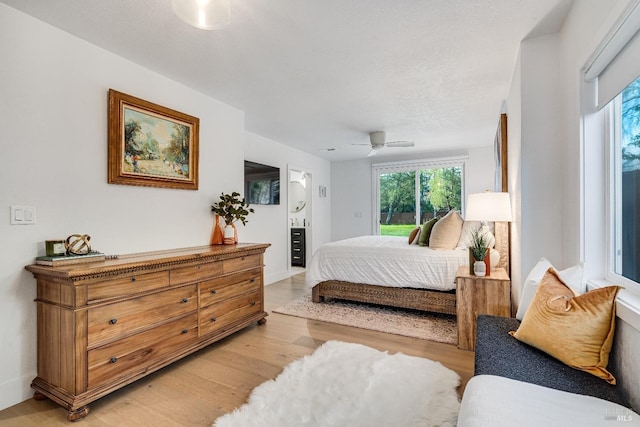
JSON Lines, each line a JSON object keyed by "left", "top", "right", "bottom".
{"left": 172, "top": 0, "right": 231, "bottom": 30}
{"left": 465, "top": 192, "right": 513, "bottom": 222}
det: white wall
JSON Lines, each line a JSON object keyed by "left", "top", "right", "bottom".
{"left": 0, "top": 4, "right": 331, "bottom": 410}
{"left": 506, "top": 49, "right": 523, "bottom": 306}
{"left": 330, "top": 147, "right": 496, "bottom": 241}
{"left": 518, "top": 33, "right": 565, "bottom": 291}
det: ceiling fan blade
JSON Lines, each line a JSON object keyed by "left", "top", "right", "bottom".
{"left": 386, "top": 141, "right": 414, "bottom": 147}
{"left": 367, "top": 146, "right": 383, "bottom": 157}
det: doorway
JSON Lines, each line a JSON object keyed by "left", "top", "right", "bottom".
{"left": 288, "top": 167, "right": 312, "bottom": 272}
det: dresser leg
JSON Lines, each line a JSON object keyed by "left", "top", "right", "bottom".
{"left": 33, "top": 391, "right": 48, "bottom": 401}
{"left": 258, "top": 317, "right": 267, "bottom": 325}
{"left": 67, "top": 406, "right": 90, "bottom": 422}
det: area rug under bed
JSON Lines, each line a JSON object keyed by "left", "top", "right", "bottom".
{"left": 273, "top": 295, "right": 457, "bottom": 344}
{"left": 213, "top": 340, "right": 461, "bottom": 427}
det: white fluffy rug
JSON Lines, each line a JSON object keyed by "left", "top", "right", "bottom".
{"left": 213, "top": 340, "right": 460, "bottom": 427}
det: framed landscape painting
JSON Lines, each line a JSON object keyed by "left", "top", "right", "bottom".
{"left": 108, "top": 89, "right": 199, "bottom": 190}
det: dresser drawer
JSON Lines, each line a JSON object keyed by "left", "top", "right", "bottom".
{"left": 222, "top": 254, "right": 260, "bottom": 273}
{"left": 87, "top": 285, "right": 197, "bottom": 347}
{"left": 170, "top": 261, "right": 223, "bottom": 285}
{"left": 200, "top": 268, "right": 261, "bottom": 308}
{"left": 87, "top": 313, "right": 197, "bottom": 389}
{"left": 200, "top": 291, "right": 262, "bottom": 337}
{"left": 87, "top": 271, "right": 169, "bottom": 303}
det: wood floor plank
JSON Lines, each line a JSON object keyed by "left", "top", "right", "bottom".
{"left": 0, "top": 273, "right": 474, "bottom": 426}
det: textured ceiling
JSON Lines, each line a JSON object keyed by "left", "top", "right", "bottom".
{"left": 1, "top": 0, "right": 572, "bottom": 161}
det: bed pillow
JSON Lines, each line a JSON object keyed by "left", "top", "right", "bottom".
{"left": 408, "top": 227, "right": 421, "bottom": 244}
{"left": 456, "top": 221, "right": 496, "bottom": 249}
{"left": 429, "top": 210, "right": 463, "bottom": 250}
{"left": 510, "top": 268, "right": 621, "bottom": 384}
{"left": 516, "top": 257, "right": 585, "bottom": 320}
{"left": 418, "top": 217, "right": 439, "bottom": 246}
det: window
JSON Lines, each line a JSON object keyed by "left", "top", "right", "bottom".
{"left": 610, "top": 76, "right": 640, "bottom": 285}
{"left": 373, "top": 160, "right": 464, "bottom": 236}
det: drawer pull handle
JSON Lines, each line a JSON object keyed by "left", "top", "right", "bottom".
{"left": 241, "top": 257, "right": 246, "bottom": 261}
{"left": 250, "top": 278, "right": 256, "bottom": 283}
{"left": 110, "top": 357, "right": 118, "bottom": 364}
{"left": 109, "top": 318, "right": 117, "bottom": 325}
{"left": 197, "top": 266, "right": 201, "bottom": 270}
{"left": 211, "top": 289, "right": 217, "bottom": 294}
{"left": 181, "top": 298, "right": 188, "bottom": 303}
{"left": 251, "top": 301, "right": 257, "bottom": 306}
{"left": 211, "top": 317, "right": 217, "bottom": 322}
{"left": 131, "top": 277, "right": 136, "bottom": 282}
{"left": 181, "top": 329, "right": 189, "bottom": 334}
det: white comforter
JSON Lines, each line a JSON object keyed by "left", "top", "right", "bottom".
{"left": 305, "top": 235, "right": 473, "bottom": 291}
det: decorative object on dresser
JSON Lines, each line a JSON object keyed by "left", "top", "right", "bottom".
{"left": 108, "top": 89, "right": 199, "bottom": 190}
{"left": 290, "top": 227, "right": 305, "bottom": 267}
{"left": 64, "top": 233, "right": 92, "bottom": 255}
{"left": 213, "top": 341, "right": 460, "bottom": 427}
{"left": 211, "top": 192, "right": 255, "bottom": 245}
{"left": 25, "top": 243, "right": 269, "bottom": 421}
{"left": 455, "top": 266, "right": 511, "bottom": 351}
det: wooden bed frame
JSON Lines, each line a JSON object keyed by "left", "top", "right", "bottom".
{"left": 311, "top": 222, "right": 510, "bottom": 315}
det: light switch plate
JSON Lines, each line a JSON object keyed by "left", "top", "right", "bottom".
{"left": 10, "top": 205, "right": 36, "bottom": 225}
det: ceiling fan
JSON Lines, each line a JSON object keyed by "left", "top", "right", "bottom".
{"left": 354, "top": 131, "right": 415, "bottom": 157}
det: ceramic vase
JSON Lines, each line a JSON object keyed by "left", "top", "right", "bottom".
{"left": 210, "top": 214, "right": 224, "bottom": 245}
{"left": 223, "top": 224, "right": 237, "bottom": 245}
{"left": 474, "top": 260, "right": 486, "bottom": 277}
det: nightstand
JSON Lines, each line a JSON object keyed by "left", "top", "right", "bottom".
{"left": 456, "top": 266, "right": 511, "bottom": 351}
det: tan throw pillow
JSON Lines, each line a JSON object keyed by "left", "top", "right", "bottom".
{"left": 510, "top": 268, "right": 621, "bottom": 384}
{"left": 428, "top": 211, "right": 463, "bottom": 249}
{"left": 418, "top": 217, "right": 439, "bottom": 246}
{"left": 408, "top": 227, "right": 420, "bottom": 244}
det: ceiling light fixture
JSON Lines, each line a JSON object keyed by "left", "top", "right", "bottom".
{"left": 172, "top": 0, "right": 231, "bottom": 30}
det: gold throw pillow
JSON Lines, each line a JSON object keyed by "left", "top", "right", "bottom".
{"left": 510, "top": 268, "right": 621, "bottom": 384}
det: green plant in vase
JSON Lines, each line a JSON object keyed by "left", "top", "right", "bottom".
{"left": 470, "top": 226, "right": 488, "bottom": 276}
{"left": 211, "top": 192, "right": 254, "bottom": 244}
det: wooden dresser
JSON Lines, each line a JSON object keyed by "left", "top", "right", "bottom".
{"left": 25, "top": 243, "right": 269, "bottom": 421}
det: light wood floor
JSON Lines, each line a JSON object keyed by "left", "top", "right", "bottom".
{"left": 0, "top": 273, "right": 474, "bottom": 426}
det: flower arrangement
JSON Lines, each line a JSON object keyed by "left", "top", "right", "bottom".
{"left": 211, "top": 192, "right": 254, "bottom": 226}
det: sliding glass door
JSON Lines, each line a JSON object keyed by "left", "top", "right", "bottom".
{"left": 375, "top": 161, "right": 464, "bottom": 236}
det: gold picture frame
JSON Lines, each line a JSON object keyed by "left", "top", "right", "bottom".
{"left": 108, "top": 89, "right": 199, "bottom": 190}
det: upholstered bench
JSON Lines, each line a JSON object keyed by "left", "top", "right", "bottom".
{"left": 457, "top": 315, "right": 638, "bottom": 427}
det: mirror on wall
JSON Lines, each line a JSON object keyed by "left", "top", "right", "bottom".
{"left": 289, "top": 170, "right": 307, "bottom": 214}
{"left": 289, "top": 181, "right": 306, "bottom": 212}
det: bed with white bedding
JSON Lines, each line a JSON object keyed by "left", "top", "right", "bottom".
{"left": 306, "top": 235, "right": 470, "bottom": 291}
{"left": 307, "top": 224, "right": 508, "bottom": 315}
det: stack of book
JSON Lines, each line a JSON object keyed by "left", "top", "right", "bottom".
{"left": 35, "top": 251, "right": 105, "bottom": 266}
